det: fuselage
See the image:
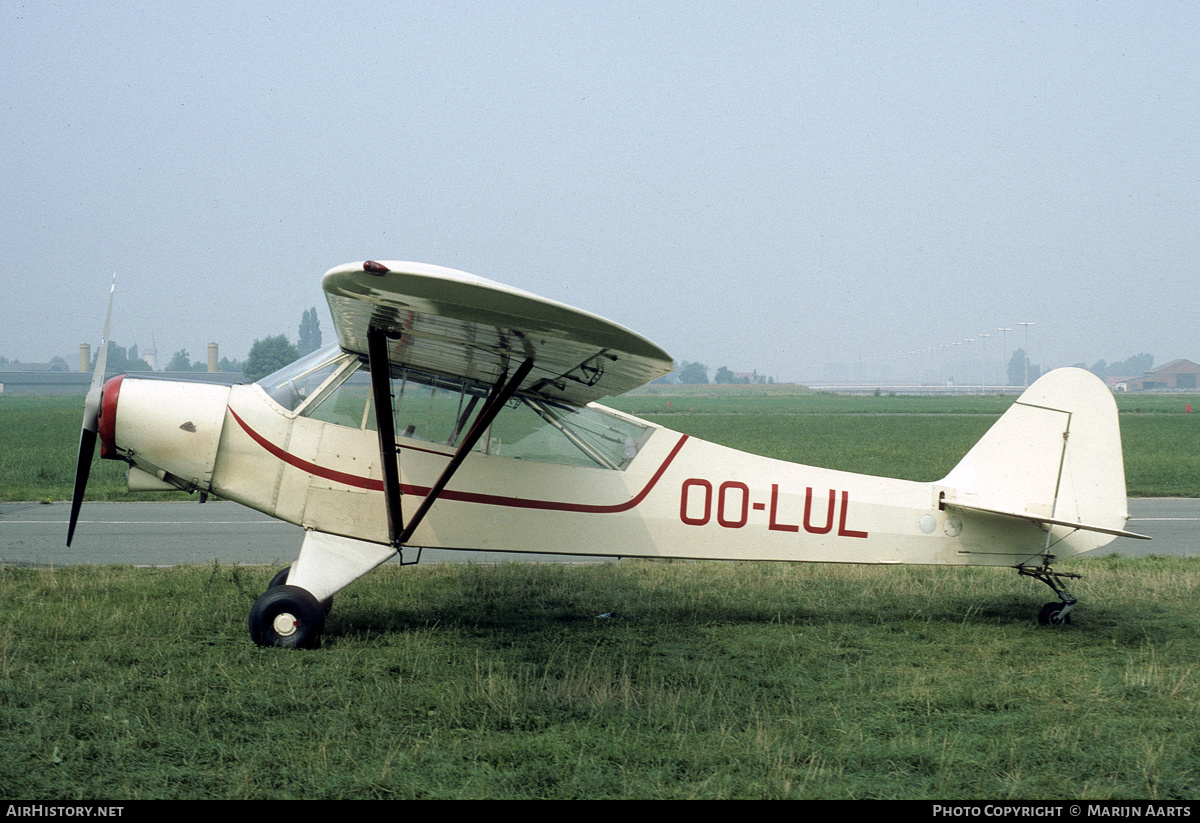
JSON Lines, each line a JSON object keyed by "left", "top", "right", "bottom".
{"left": 99, "top": 353, "right": 1084, "bottom": 570}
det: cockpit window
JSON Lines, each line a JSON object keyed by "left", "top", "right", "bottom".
{"left": 267, "top": 351, "right": 652, "bottom": 470}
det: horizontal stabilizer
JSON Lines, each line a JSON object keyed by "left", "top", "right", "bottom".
{"left": 944, "top": 501, "right": 1151, "bottom": 540}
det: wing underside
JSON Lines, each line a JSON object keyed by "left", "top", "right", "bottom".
{"left": 323, "top": 261, "right": 673, "bottom": 405}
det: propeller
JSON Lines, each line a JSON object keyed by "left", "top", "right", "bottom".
{"left": 67, "top": 274, "right": 116, "bottom": 547}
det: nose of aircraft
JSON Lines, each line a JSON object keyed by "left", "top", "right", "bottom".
{"left": 67, "top": 374, "right": 232, "bottom": 545}
{"left": 98, "top": 376, "right": 232, "bottom": 492}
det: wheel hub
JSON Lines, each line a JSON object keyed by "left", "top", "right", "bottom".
{"left": 273, "top": 612, "right": 299, "bottom": 637}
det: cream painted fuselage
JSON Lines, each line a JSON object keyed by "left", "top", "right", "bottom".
{"left": 101, "top": 375, "right": 1096, "bottom": 571}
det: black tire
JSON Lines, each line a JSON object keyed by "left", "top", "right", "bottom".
{"left": 249, "top": 585, "right": 326, "bottom": 649}
{"left": 1038, "top": 602, "right": 1072, "bottom": 626}
{"left": 267, "top": 565, "right": 332, "bottom": 614}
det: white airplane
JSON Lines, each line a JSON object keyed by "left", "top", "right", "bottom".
{"left": 68, "top": 261, "right": 1149, "bottom": 648}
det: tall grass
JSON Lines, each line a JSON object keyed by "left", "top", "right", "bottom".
{"left": 1, "top": 558, "right": 1197, "bottom": 799}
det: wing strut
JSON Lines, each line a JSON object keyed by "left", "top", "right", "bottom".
{"left": 367, "top": 327, "right": 406, "bottom": 548}
{"left": 397, "top": 356, "right": 535, "bottom": 546}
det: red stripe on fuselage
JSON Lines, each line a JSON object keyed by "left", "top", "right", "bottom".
{"left": 226, "top": 406, "right": 687, "bottom": 514}
{"left": 228, "top": 406, "right": 382, "bottom": 490}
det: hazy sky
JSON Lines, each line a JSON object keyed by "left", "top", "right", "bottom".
{"left": 3, "top": 2, "right": 1196, "bottom": 383}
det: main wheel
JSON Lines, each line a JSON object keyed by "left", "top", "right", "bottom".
{"left": 1038, "top": 602, "right": 1072, "bottom": 625}
{"left": 249, "top": 585, "right": 326, "bottom": 649}
{"left": 267, "top": 566, "right": 333, "bottom": 614}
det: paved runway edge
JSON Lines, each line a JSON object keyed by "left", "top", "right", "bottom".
{"left": 0, "top": 500, "right": 1195, "bottom": 566}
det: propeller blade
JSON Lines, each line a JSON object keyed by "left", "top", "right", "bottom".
{"left": 66, "top": 428, "right": 97, "bottom": 547}
{"left": 67, "top": 273, "right": 116, "bottom": 547}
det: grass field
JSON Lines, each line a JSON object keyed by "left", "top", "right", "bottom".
{"left": 2, "top": 388, "right": 1198, "bottom": 799}
{"left": 1, "top": 558, "right": 1197, "bottom": 799}
{"left": 607, "top": 386, "right": 1200, "bottom": 497}
{"left": 3, "top": 388, "right": 1200, "bottom": 500}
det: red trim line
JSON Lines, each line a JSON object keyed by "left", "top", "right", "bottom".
{"left": 227, "top": 406, "right": 687, "bottom": 514}
{"left": 98, "top": 374, "right": 125, "bottom": 459}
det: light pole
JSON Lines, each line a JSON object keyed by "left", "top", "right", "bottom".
{"left": 997, "top": 328, "right": 1011, "bottom": 388}
{"left": 1018, "top": 322, "right": 1035, "bottom": 386}
{"left": 977, "top": 333, "right": 989, "bottom": 389}
{"left": 963, "top": 339, "right": 973, "bottom": 394}
{"left": 951, "top": 342, "right": 961, "bottom": 393}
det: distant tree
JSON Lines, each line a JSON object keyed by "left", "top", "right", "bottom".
{"left": 243, "top": 335, "right": 299, "bottom": 382}
{"left": 714, "top": 366, "right": 734, "bottom": 384}
{"left": 219, "top": 356, "right": 243, "bottom": 373}
{"left": 1115, "top": 353, "right": 1154, "bottom": 376}
{"left": 298, "top": 307, "right": 322, "bottom": 356}
{"left": 93, "top": 342, "right": 151, "bottom": 373}
{"left": 677, "top": 361, "right": 709, "bottom": 385}
{"left": 1088, "top": 354, "right": 1153, "bottom": 379}
{"left": 167, "top": 349, "right": 192, "bottom": 372}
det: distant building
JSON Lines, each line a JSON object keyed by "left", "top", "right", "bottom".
{"left": 4, "top": 361, "right": 71, "bottom": 373}
{"left": 1111, "top": 359, "right": 1200, "bottom": 391}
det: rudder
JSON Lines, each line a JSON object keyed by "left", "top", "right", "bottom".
{"left": 939, "top": 368, "right": 1134, "bottom": 555}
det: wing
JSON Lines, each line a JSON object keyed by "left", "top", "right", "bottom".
{"left": 322, "top": 261, "right": 673, "bottom": 404}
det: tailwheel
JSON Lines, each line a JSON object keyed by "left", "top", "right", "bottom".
{"left": 1019, "top": 563, "right": 1080, "bottom": 626}
{"left": 1038, "top": 602, "right": 1072, "bottom": 626}
{"left": 249, "top": 585, "right": 325, "bottom": 649}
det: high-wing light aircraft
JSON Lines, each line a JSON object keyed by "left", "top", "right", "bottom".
{"left": 68, "top": 261, "right": 1149, "bottom": 648}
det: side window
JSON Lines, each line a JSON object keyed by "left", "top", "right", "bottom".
{"left": 390, "top": 370, "right": 484, "bottom": 445}
{"left": 303, "top": 368, "right": 376, "bottom": 430}
{"left": 391, "top": 374, "right": 480, "bottom": 448}
{"left": 489, "top": 398, "right": 649, "bottom": 469}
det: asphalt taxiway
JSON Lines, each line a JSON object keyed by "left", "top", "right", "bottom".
{"left": 0, "top": 499, "right": 1193, "bottom": 568}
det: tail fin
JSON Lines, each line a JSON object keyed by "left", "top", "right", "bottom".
{"left": 939, "top": 368, "right": 1148, "bottom": 555}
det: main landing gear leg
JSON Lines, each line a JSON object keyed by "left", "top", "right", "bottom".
{"left": 1018, "top": 564, "right": 1081, "bottom": 625}
{"left": 248, "top": 531, "right": 397, "bottom": 649}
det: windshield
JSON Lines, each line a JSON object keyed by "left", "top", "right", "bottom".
{"left": 256, "top": 345, "right": 355, "bottom": 412}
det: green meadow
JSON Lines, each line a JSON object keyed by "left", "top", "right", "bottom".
{"left": 605, "top": 386, "right": 1200, "bottom": 497}
{"left": 3, "top": 387, "right": 1199, "bottom": 500}
{"left": 1, "top": 388, "right": 1198, "bottom": 799}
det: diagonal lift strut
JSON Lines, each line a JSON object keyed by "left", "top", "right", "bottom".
{"left": 367, "top": 327, "right": 405, "bottom": 547}
{"left": 366, "top": 326, "right": 534, "bottom": 549}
